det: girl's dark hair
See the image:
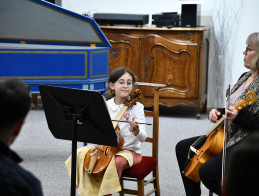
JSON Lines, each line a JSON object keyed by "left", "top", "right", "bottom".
{"left": 108, "top": 67, "right": 136, "bottom": 83}
{"left": 106, "top": 67, "right": 136, "bottom": 100}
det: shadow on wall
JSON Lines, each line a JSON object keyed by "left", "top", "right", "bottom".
{"left": 200, "top": 15, "right": 225, "bottom": 109}
{"left": 200, "top": 0, "right": 243, "bottom": 109}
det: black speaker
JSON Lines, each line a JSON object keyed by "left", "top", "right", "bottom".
{"left": 181, "top": 4, "right": 201, "bottom": 27}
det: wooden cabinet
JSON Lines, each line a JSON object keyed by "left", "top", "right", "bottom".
{"left": 101, "top": 26, "right": 210, "bottom": 118}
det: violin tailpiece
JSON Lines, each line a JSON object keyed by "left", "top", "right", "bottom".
{"left": 190, "top": 146, "right": 199, "bottom": 155}
{"left": 86, "top": 155, "right": 98, "bottom": 174}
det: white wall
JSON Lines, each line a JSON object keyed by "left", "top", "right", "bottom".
{"left": 62, "top": 0, "right": 259, "bottom": 108}
{"left": 62, "top": 0, "right": 182, "bottom": 27}
{"left": 62, "top": 0, "right": 181, "bottom": 17}
{"left": 231, "top": 1, "right": 259, "bottom": 84}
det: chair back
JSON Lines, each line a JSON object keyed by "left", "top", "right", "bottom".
{"left": 120, "top": 82, "right": 166, "bottom": 196}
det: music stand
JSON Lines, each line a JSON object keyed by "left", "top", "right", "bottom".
{"left": 39, "top": 85, "right": 117, "bottom": 196}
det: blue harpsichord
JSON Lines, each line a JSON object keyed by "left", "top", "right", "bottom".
{"left": 0, "top": 0, "right": 111, "bottom": 96}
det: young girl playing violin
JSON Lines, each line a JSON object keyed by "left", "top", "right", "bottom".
{"left": 106, "top": 66, "right": 147, "bottom": 182}
{"left": 65, "top": 66, "right": 146, "bottom": 196}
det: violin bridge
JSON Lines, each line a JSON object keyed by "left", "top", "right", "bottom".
{"left": 190, "top": 146, "right": 199, "bottom": 155}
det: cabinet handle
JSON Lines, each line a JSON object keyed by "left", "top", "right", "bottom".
{"left": 111, "top": 47, "right": 120, "bottom": 59}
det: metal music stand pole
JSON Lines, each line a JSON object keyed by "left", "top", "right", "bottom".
{"left": 71, "top": 116, "right": 77, "bottom": 196}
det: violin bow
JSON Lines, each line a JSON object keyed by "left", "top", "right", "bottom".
{"left": 112, "top": 120, "right": 152, "bottom": 125}
{"left": 221, "top": 85, "right": 231, "bottom": 188}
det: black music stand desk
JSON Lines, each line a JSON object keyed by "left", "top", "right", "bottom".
{"left": 39, "top": 85, "right": 117, "bottom": 196}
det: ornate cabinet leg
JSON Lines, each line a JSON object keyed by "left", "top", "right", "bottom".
{"left": 195, "top": 102, "right": 201, "bottom": 119}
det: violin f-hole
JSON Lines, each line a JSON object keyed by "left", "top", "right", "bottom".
{"left": 104, "top": 147, "right": 109, "bottom": 155}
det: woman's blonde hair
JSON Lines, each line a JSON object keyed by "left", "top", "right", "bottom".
{"left": 246, "top": 32, "right": 259, "bottom": 70}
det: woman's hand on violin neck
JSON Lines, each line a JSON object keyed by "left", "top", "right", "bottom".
{"left": 209, "top": 109, "right": 221, "bottom": 123}
{"left": 226, "top": 106, "right": 238, "bottom": 121}
{"left": 129, "top": 121, "right": 140, "bottom": 136}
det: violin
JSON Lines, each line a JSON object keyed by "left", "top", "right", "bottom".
{"left": 83, "top": 89, "right": 142, "bottom": 178}
{"left": 183, "top": 91, "right": 257, "bottom": 183}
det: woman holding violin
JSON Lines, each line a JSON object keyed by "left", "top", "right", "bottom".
{"left": 175, "top": 32, "right": 259, "bottom": 196}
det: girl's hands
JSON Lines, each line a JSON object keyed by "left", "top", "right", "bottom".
{"left": 129, "top": 121, "right": 139, "bottom": 136}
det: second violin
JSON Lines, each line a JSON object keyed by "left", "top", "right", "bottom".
{"left": 183, "top": 91, "right": 257, "bottom": 182}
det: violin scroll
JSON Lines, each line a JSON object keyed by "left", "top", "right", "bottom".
{"left": 234, "top": 91, "right": 257, "bottom": 111}
{"left": 124, "top": 89, "right": 142, "bottom": 108}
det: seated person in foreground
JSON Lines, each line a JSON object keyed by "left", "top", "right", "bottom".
{"left": 0, "top": 79, "right": 43, "bottom": 196}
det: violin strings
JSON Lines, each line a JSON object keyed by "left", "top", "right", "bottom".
{"left": 192, "top": 135, "right": 206, "bottom": 149}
